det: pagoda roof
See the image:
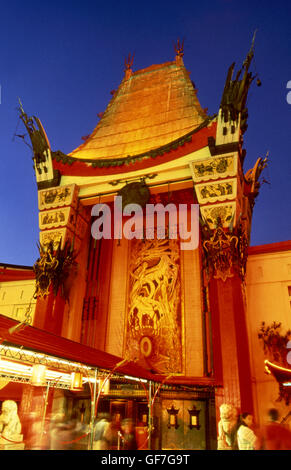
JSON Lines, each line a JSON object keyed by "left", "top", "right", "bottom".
{"left": 69, "top": 59, "right": 207, "bottom": 162}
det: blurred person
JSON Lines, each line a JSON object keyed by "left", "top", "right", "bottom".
{"left": 135, "top": 420, "right": 149, "bottom": 450}
{"left": 105, "top": 414, "right": 122, "bottom": 450}
{"left": 121, "top": 418, "right": 137, "bottom": 450}
{"left": 49, "top": 412, "right": 76, "bottom": 450}
{"left": 24, "top": 411, "right": 44, "bottom": 450}
{"left": 237, "top": 413, "right": 257, "bottom": 450}
{"left": 93, "top": 413, "right": 110, "bottom": 450}
{"left": 255, "top": 408, "right": 291, "bottom": 450}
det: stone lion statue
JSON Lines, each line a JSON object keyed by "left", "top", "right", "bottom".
{"left": 0, "top": 400, "right": 22, "bottom": 442}
{"left": 217, "top": 403, "right": 239, "bottom": 450}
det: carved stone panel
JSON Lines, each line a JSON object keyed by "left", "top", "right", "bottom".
{"left": 190, "top": 154, "right": 238, "bottom": 183}
{"left": 200, "top": 202, "right": 236, "bottom": 230}
{"left": 39, "top": 207, "right": 74, "bottom": 230}
{"left": 39, "top": 227, "right": 82, "bottom": 252}
{"left": 125, "top": 236, "right": 183, "bottom": 374}
{"left": 38, "top": 184, "right": 78, "bottom": 211}
{"left": 195, "top": 178, "right": 237, "bottom": 204}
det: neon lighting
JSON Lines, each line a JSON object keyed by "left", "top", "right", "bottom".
{"left": 264, "top": 359, "right": 291, "bottom": 373}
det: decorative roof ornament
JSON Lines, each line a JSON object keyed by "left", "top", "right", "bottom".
{"left": 174, "top": 39, "right": 184, "bottom": 66}
{"left": 18, "top": 98, "right": 51, "bottom": 166}
{"left": 220, "top": 30, "right": 261, "bottom": 134}
{"left": 17, "top": 99, "right": 60, "bottom": 189}
{"left": 124, "top": 53, "right": 134, "bottom": 79}
{"left": 244, "top": 153, "right": 268, "bottom": 206}
{"left": 174, "top": 38, "right": 184, "bottom": 58}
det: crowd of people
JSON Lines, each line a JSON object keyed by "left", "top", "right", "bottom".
{"left": 93, "top": 414, "right": 146, "bottom": 450}
{"left": 21, "top": 410, "right": 146, "bottom": 450}
{"left": 12, "top": 403, "right": 291, "bottom": 451}
{"left": 220, "top": 407, "right": 291, "bottom": 450}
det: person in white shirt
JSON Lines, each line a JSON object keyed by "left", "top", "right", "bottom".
{"left": 237, "top": 413, "right": 257, "bottom": 450}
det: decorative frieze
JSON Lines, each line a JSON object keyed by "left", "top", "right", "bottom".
{"left": 189, "top": 154, "right": 238, "bottom": 183}
{"left": 195, "top": 178, "right": 237, "bottom": 204}
{"left": 38, "top": 184, "right": 78, "bottom": 211}
{"left": 39, "top": 207, "right": 74, "bottom": 230}
{"left": 39, "top": 228, "right": 82, "bottom": 253}
{"left": 200, "top": 202, "right": 236, "bottom": 230}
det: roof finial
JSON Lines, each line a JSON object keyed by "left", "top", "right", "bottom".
{"left": 124, "top": 53, "right": 134, "bottom": 79}
{"left": 174, "top": 39, "right": 184, "bottom": 65}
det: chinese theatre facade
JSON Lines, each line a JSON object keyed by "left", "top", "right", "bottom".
{"left": 2, "top": 39, "right": 286, "bottom": 451}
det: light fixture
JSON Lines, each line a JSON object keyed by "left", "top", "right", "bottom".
{"left": 188, "top": 405, "right": 201, "bottom": 430}
{"left": 0, "top": 359, "right": 31, "bottom": 376}
{"left": 99, "top": 378, "right": 110, "bottom": 395}
{"left": 167, "top": 404, "right": 179, "bottom": 429}
{"left": 31, "top": 364, "right": 47, "bottom": 386}
{"left": 70, "top": 372, "right": 83, "bottom": 391}
{"left": 124, "top": 375, "right": 147, "bottom": 383}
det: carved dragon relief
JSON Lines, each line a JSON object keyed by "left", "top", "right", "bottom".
{"left": 125, "top": 235, "right": 183, "bottom": 374}
{"left": 33, "top": 240, "right": 77, "bottom": 299}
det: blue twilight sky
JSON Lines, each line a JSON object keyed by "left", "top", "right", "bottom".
{"left": 0, "top": 0, "right": 290, "bottom": 265}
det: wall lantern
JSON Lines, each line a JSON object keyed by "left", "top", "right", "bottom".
{"left": 167, "top": 404, "right": 179, "bottom": 429}
{"left": 142, "top": 413, "right": 148, "bottom": 425}
{"left": 99, "top": 378, "right": 110, "bottom": 395}
{"left": 31, "top": 364, "right": 47, "bottom": 386}
{"left": 188, "top": 405, "right": 201, "bottom": 430}
{"left": 70, "top": 372, "right": 83, "bottom": 391}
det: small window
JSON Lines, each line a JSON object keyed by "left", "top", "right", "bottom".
{"left": 288, "top": 286, "right": 291, "bottom": 297}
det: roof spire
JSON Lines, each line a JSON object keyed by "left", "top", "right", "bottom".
{"left": 174, "top": 39, "right": 184, "bottom": 65}
{"left": 124, "top": 53, "right": 134, "bottom": 80}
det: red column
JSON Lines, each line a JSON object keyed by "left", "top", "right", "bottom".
{"left": 33, "top": 286, "right": 65, "bottom": 336}
{"left": 209, "top": 274, "right": 253, "bottom": 414}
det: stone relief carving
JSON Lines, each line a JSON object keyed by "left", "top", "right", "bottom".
{"left": 190, "top": 155, "right": 237, "bottom": 182}
{"left": 39, "top": 229, "right": 66, "bottom": 250}
{"left": 125, "top": 236, "right": 183, "bottom": 374}
{"left": 38, "top": 184, "right": 77, "bottom": 210}
{"left": 39, "top": 208, "right": 70, "bottom": 230}
{"left": 200, "top": 203, "right": 236, "bottom": 230}
{"left": 196, "top": 179, "right": 236, "bottom": 204}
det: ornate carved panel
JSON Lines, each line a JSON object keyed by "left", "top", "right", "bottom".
{"left": 195, "top": 178, "right": 237, "bottom": 204}
{"left": 38, "top": 184, "right": 78, "bottom": 211}
{"left": 125, "top": 236, "right": 183, "bottom": 374}
{"left": 39, "top": 228, "right": 82, "bottom": 252}
{"left": 200, "top": 202, "right": 236, "bottom": 230}
{"left": 39, "top": 207, "right": 74, "bottom": 230}
{"left": 189, "top": 154, "right": 238, "bottom": 183}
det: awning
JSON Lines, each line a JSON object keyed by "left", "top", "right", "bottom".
{"left": 0, "top": 315, "right": 218, "bottom": 388}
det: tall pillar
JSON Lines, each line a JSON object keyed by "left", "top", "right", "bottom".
{"left": 190, "top": 142, "right": 256, "bottom": 415}
{"left": 33, "top": 184, "right": 90, "bottom": 337}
